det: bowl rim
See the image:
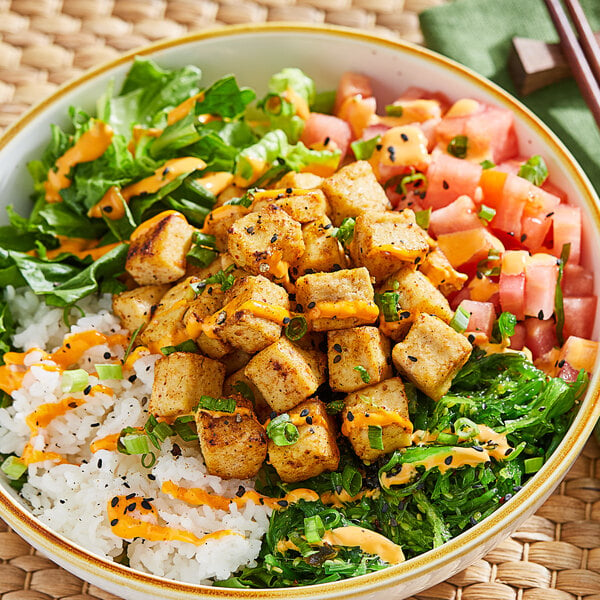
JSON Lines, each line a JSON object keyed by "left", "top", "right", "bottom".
{"left": 1, "top": 21, "right": 599, "bottom": 599}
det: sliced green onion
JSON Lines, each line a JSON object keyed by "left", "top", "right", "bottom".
{"left": 555, "top": 243, "right": 571, "bottom": 345}
{"left": 121, "top": 433, "right": 151, "bottom": 455}
{"left": 153, "top": 421, "right": 174, "bottom": 443}
{"left": 524, "top": 456, "right": 544, "bottom": 474}
{"left": 161, "top": 339, "right": 200, "bottom": 356}
{"left": 141, "top": 452, "right": 157, "bottom": 468}
{"left": 399, "top": 173, "right": 428, "bottom": 197}
{"left": 123, "top": 324, "right": 143, "bottom": 363}
{"left": 285, "top": 316, "right": 308, "bottom": 341}
{"left": 368, "top": 425, "right": 384, "bottom": 450}
{"left": 195, "top": 395, "right": 237, "bottom": 413}
{"left": 449, "top": 306, "right": 470, "bottom": 333}
{"left": 518, "top": 155, "right": 548, "bottom": 186}
{"left": 353, "top": 366, "right": 370, "bottom": 384}
{"left": 173, "top": 416, "right": 198, "bottom": 442}
{"left": 95, "top": 364, "right": 123, "bottom": 380}
{"left": 192, "top": 265, "right": 236, "bottom": 296}
{"left": 342, "top": 464, "right": 363, "bottom": 497}
{"left": 504, "top": 441, "right": 526, "bottom": 462}
{"left": 1, "top": 456, "right": 27, "bottom": 480}
{"left": 374, "top": 291, "right": 400, "bottom": 323}
{"left": 437, "top": 432, "right": 459, "bottom": 445}
{"left": 478, "top": 204, "right": 496, "bottom": 224}
{"left": 304, "top": 515, "right": 325, "bottom": 544}
{"left": 454, "top": 418, "right": 480, "bottom": 439}
{"left": 350, "top": 136, "right": 381, "bottom": 161}
{"left": 495, "top": 311, "right": 517, "bottom": 341}
{"left": 447, "top": 135, "right": 468, "bottom": 159}
{"left": 226, "top": 189, "right": 256, "bottom": 208}
{"left": 333, "top": 217, "right": 355, "bottom": 246}
{"left": 266, "top": 414, "right": 299, "bottom": 446}
{"left": 414, "top": 208, "right": 431, "bottom": 230}
{"left": 61, "top": 369, "right": 89, "bottom": 393}
{"left": 325, "top": 399, "right": 345, "bottom": 414}
{"left": 186, "top": 231, "right": 218, "bottom": 267}
{"left": 232, "top": 381, "right": 255, "bottom": 403}
{"left": 480, "top": 159, "right": 495, "bottom": 170}
{"left": 385, "top": 104, "right": 404, "bottom": 117}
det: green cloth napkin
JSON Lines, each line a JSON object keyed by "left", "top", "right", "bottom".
{"left": 420, "top": 0, "right": 600, "bottom": 194}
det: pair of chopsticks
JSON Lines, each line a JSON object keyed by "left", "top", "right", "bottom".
{"left": 544, "top": 0, "right": 600, "bottom": 129}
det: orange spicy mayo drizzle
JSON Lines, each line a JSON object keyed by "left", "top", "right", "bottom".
{"left": 21, "top": 443, "right": 66, "bottom": 466}
{"left": 44, "top": 120, "right": 114, "bottom": 203}
{"left": 107, "top": 495, "right": 241, "bottom": 545}
{"left": 322, "top": 527, "right": 405, "bottom": 564}
{"left": 373, "top": 244, "right": 424, "bottom": 262}
{"left": 308, "top": 300, "right": 379, "bottom": 322}
{"left": 26, "top": 397, "right": 86, "bottom": 435}
{"left": 341, "top": 408, "right": 413, "bottom": 438}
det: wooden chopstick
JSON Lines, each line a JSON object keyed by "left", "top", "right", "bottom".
{"left": 544, "top": 0, "right": 600, "bottom": 129}
{"left": 564, "top": 0, "right": 600, "bottom": 83}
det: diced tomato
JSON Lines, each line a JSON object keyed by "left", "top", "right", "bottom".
{"left": 562, "top": 296, "right": 597, "bottom": 340}
{"left": 435, "top": 101, "right": 518, "bottom": 163}
{"left": 495, "top": 157, "right": 526, "bottom": 175}
{"left": 300, "top": 113, "right": 352, "bottom": 158}
{"left": 520, "top": 187, "right": 560, "bottom": 253}
{"left": 424, "top": 151, "right": 483, "bottom": 209}
{"left": 499, "top": 274, "right": 525, "bottom": 320}
{"left": 562, "top": 264, "right": 594, "bottom": 297}
{"left": 338, "top": 95, "right": 377, "bottom": 138}
{"left": 542, "top": 180, "right": 568, "bottom": 202}
{"left": 524, "top": 253, "right": 559, "bottom": 320}
{"left": 479, "top": 169, "right": 507, "bottom": 209}
{"left": 360, "top": 123, "right": 390, "bottom": 142}
{"left": 459, "top": 299, "right": 495, "bottom": 338}
{"left": 558, "top": 336, "right": 598, "bottom": 373}
{"left": 334, "top": 72, "right": 373, "bottom": 114}
{"left": 509, "top": 322, "right": 526, "bottom": 350}
{"left": 449, "top": 285, "right": 472, "bottom": 311}
{"left": 429, "top": 195, "right": 481, "bottom": 236}
{"left": 551, "top": 204, "right": 581, "bottom": 264}
{"left": 436, "top": 226, "right": 504, "bottom": 269}
{"left": 490, "top": 173, "right": 528, "bottom": 237}
{"left": 501, "top": 249, "right": 529, "bottom": 275}
{"left": 525, "top": 318, "right": 558, "bottom": 360}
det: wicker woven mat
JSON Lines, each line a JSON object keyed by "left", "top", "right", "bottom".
{"left": 1, "top": 0, "right": 600, "bottom": 598}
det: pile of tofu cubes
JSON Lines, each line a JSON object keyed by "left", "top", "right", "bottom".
{"left": 114, "top": 160, "right": 473, "bottom": 485}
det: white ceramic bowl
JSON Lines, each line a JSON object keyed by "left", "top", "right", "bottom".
{"left": 0, "top": 23, "right": 599, "bottom": 600}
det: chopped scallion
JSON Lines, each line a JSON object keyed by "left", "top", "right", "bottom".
{"left": 285, "top": 316, "right": 307, "bottom": 341}
{"left": 454, "top": 418, "right": 480, "bottom": 439}
{"left": 161, "top": 339, "right": 200, "bottom": 355}
{"left": 173, "top": 416, "right": 198, "bottom": 442}
{"left": 480, "top": 159, "right": 495, "bottom": 169}
{"left": 477, "top": 204, "right": 496, "bottom": 224}
{"left": 141, "top": 452, "right": 157, "bottom": 468}
{"left": 494, "top": 311, "right": 517, "bottom": 342}
{"left": 414, "top": 208, "right": 431, "bottom": 230}
{"left": 350, "top": 136, "right": 381, "bottom": 161}
{"left": 195, "top": 395, "right": 237, "bottom": 413}
{"left": 437, "top": 432, "right": 459, "bottom": 445}
{"left": 232, "top": 381, "right": 255, "bottom": 403}
{"left": 518, "top": 155, "right": 548, "bottom": 186}
{"left": 95, "top": 364, "right": 123, "bottom": 380}
{"left": 304, "top": 515, "right": 325, "bottom": 544}
{"left": 524, "top": 456, "right": 544, "bottom": 474}
{"left": 385, "top": 104, "right": 404, "bottom": 117}
{"left": 333, "top": 217, "right": 355, "bottom": 246}
{"left": 121, "top": 433, "right": 151, "bottom": 455}
{"left": 447, "top": 135, "right": 468, "bottom": 159}
{"left": 186, "top": 231, "right": 218, "bottom": 267}
{"left": 399, "top": 173, "right": 428, "bottom": 197}
{"left": 449, "top": 306, "right": 470, "bottom": 333}
{"left": 353, "top": 366, "right": 370, "bottom": 384}
{"left": 374, "top": 291, "right": 399, "bottom": 322}
{"left": 61, "top": 369, "right": 89, "bottom": 393}
{"left": 341, "top": 464, "right": 362, "bottom": 497}
{"left": 266, "top": 414, "right": 299, "bottom": 446}
{"left": 368, "top": 425, "right": 384, "bottom": 450}
{"left": 325, "top": 400, "right": 345, "bottom": 415}
{"left": 1, "top": 456, "right": 27, "bottom": 480}
{"left": 123, "top": 324, "right": 143, "bottom": 363}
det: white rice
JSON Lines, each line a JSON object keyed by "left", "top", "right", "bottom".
{"left": 0, "top": 286, "right": 271, "bottom": 585}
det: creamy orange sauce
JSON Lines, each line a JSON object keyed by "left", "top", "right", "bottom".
{"left": 369, "top": 126, "right": 430, "bottom": 176}
{"left": 233, "top": 156, "right": 268, "bottom": 187}
{"left": 123, "top": 346, "right": 150, "bottom": 371}
{"left": 44, "top": 121, "right": 114, "bottom": 203}
{"left": 378, "top": 99, "right": 442, "bottom": 126}
{"left": 130, "top": 210, "right": 185, "bottom": 242}
{"left": 194, "top": 172, "right": 234, "bottom": 195}
{"left": 21, "top": 443, "right": 66, "bottom": 466}
{"left": 87, "top": 186, "right": 126, "bottom": 220}
{"left": 167, "top": 92, "right": 205, "bottom": 125}
{"left": 237, "top": 300, "right": 292, "bottom": 325}
{"left": 341, "top": 409, "right": 413, "bottom": 439}
{"left": 373, "top": 244, "right": 424, "bottom": 262}
{"left": 45, "top": 237, "right": 123, "bottom": 261}
{"left": 322, "top": 527, "right": 405, "bottom": 564}
{"left": 308, "top": 300, "right": 379, "bottom": 322}
{"left": 127, "top": 125, "right": 163, "bottom": 155}
{"left": 26, "top": 397, "right": 86, "bottom": 435}
{"left": 90, "top": 432, "right": 121, "bottom": 453}
{"left": 107, "top": 494, "right": 241, "bottom": 545}
{"left": 0, "top": 366, "right": 26, "bottom": 395}
{"left": 468, "top": 275, "right": 499, "bottom": 302}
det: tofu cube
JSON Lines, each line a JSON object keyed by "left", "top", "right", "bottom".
{"left": 126, "top": 212, "right": 195, "bottom": 285}
{"left": 227, "top": 204, "right": 305, "bottom": 281}
{"left": 223, "top": 369, "right": 271, "bottom": 422}
{"left": 112, "top": 284, "right": 169, "bottom": 333}
{"left": 293, "top": 215, "right": 348, "bottom": 277}
{"left": 342, "top": 378, "right": 413, "bottom": 462}
{"left": 420, "top": 246, "right": 468, "bottom": 296}
{"left": 349, "top": 210, "right": 429, "bottom": 280}
{"left": 268, "top": 398, "right": 339, "bottom": 482}
{"left": 320, "top": 160, "right": 390, "bottom": 226}
{"left": 250, "top": 188, "right": 328, "bottom": 223}
{"left": 196, "top": 398, "right": 267, "bottom": 479}
{"left": 149, "top": 352, "right": 225, "bottom": 417}
{"left": 139, "top": 301, "right": 190, "bottom": 355}
{"left": 201, "top": 205, "right": 250, "bottom": 253}
{"left": 377, "top": 266, "right": 453, "bottom": 341}
{"left": 245, "top": 337, "right": 326, "bottom": 413}
{"left": 392, "top": 313, "right": 472, "bottom": 400}
{"left": 275, "top": 171, "right": 323, "bottom": 190}
{"left": 214, "top": 275, "right": 290, "bottom": 354}
{"left": 295, "top": 267, "right": 378, "bottom": 332}
{"left": 327, "top": 326, "right": 392, "bottom": 392}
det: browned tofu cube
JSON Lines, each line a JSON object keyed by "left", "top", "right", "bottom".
{"left": 420, "top": 246, "right": 468, "bottom": 296}
{"left": 227, "top": 204, "right": 305, "bottom": 282}
{"left": 275, "top": 171, "right": 323, "bottom": 190}
{"left": 149, "top": 352, "right": 225, "bottom": 417}
{"left": 126, "top": 212, "right": 195, "bottom": 285}
{"left": 201, "top": 205, "right": 250, "bottom": 253}
{"left": 138, "top": 301, "right": 190, "bottom": 355}
{"left": 245, "top": 337, "right": 326, "bottom": 413}
{"left": 223, "top": 348, "right": 253, "bottom": 375}
{"left": 295, "top": 267, "right": 379, "bottom": 332}
{"left": 223, "top": 369, "right": 271, "bottom": 422}
{"left": 196, "top": 397, "right": 267, "bottom": 479}
{"left": 348, "top": 210, "right": 429, "bottom": 280}
{"left": 392, "top": 313, "right": 472, "bottom": 401}
{"left": 293, "top": 215, "right": 348, "bottom": 278}
{"left": 250, "top": 188, "right": 328, "bottom": 223}
{"left": 327, "top": 326, "right": 392, "bottom": 392}
{"left": 268, "top": 398, "right": 339, "bottom": 482}
{"left": 112, "top": 284, "right": 169, "bottom": 333}
{"left": 320, "top": 160, "right": 391, "bottom": 226}
{"left": 341, "top": 378, "right": 413, "bottom": 462}
{"left": 212, "top": 275, "right": 290, "bottom": 354}
{"left": 377, "top": 267, "right": 453, "bottom": 341}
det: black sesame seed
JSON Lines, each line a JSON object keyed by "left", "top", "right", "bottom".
{"left": 400, "top": 311, "right": 410, "bottom": 319}
{"left": 300, "top": 408, "right": 309, "bottom": 417}
{"left": 332, "top": 263, "right": 342, "bottom": 271}
{"left": 126, "top": 492, "right": 136, "bottom": 500}
{"left": 126, "top": 502, "right": 136, "bottom": 512}
{"left": 90, "top": 422, "right": 100, "bottom": 427}
{"left": 296, "top": 304, "right": 304, "bottom": 313}
{"left": 270, "top": 234, "right": 278, "bottom": 243}
{"left": 414, "top": 256, "right": 421, "bottom": 265}
{"left": 538, "top": 309, "right": 544, "bottom": 320}
{"left": 307, "top": 301, "right": 316, "bottom": 309}
{"left": 162, "top": 167, "right": 171, "bottom": 175}
{"left": 400, "top": 133, "right": 409, "bottom": 142}
{"left": 520, "top": 234, "right": 527, "bottom": 242}
{"left": 123, "top": 482, "right": 130, "bottom": 489}
{"left": 469, "top": 516, "right": 478, "bottom": 526}
{"left": 546, "top": 212, "right": 554, "bottom": 218}
{"left": 171, "top": 443, "right": 181, "bottom": 457}
{"left": 246, "top": 226, "right": 255, "bottom": 234}
{"left": 286, "top": 187, "right": 293, "bottom": 194}
{"left": 102, "top": 206, "right": 113, "bottom": 213}
{"left": 333, "top": 354, "right": 342, "bottom": 364}
{"left": 387, "top": 146, "right": 396, "bottom": 162}
{"left": 444, "top": 455, "right": 453, "bottom": 465}
{"left": 68, "top": 402, "right": 78, "bottom": 408}
{"left": 442, "top": 180, "right": 449, "bottom": 190}
{"left": 111, "top": 496, "right": 119, "bottom": 507}
{"left": 282, "top": 317, "right": 291, "bottom": 325}
{"left": 333, "top": 343, "right": 342, "bottom": 353}
{"left": 507, "top": 231, "right": 515, "bottom": 236}
{"left": 236, "top": 486, "right": 246, "bottom": 497}
{"left": 103, "top": 352, "right": 111, "bottom": 359}
{"left": 111, "top": 519, "right": 119, "bottom": 526}
{"left": 468, "top": 334, "right": 475, "bottom": 343}
{"left": 277, "top": 499, "right": 289, "bottom": 507}
{"left": 407, "top": 355, "right": 418, "bottom": 362}
{"left": 83, "top": 385, "right": 92, "bottom": 395}
{"left": 323, "top": 223, "right": 332, "bottom": 230}
{"left": 376, "top": 144, "right": 383, "bottom": 151}
{"left": 147, "top": 474, "right": 156, "bottom": 481}
{"left": 97, "top": 459, "right": 103, "bottom": 468}
{"left": 347, "top": 411, "right": 354, "bottom": 421}
{"left": 269, "top": 411, "right": 277, "bottom": 420}
{"left": 472, "top": 446, "right": 484, "bottom": 452}
{"left": 306, "top": 416, "right": 313, "bottom": 425}
{"left": 59, "top": 499, "right": 65, "bottom": 504}
{"left": 558, "top": 359, "right": 566, "bottom": 368}
{"left": 324, "top": 136, "right": 331, "bottom": 146}
{"left": 128, "top": 374, "right": 137, "bottom": 383}
{"left": 141, "top": 499, "right": 152, "bottom": 510}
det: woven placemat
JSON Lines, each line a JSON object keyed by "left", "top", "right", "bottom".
{"left": 1, "top": 1, "right": 600, "bottom": 598}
